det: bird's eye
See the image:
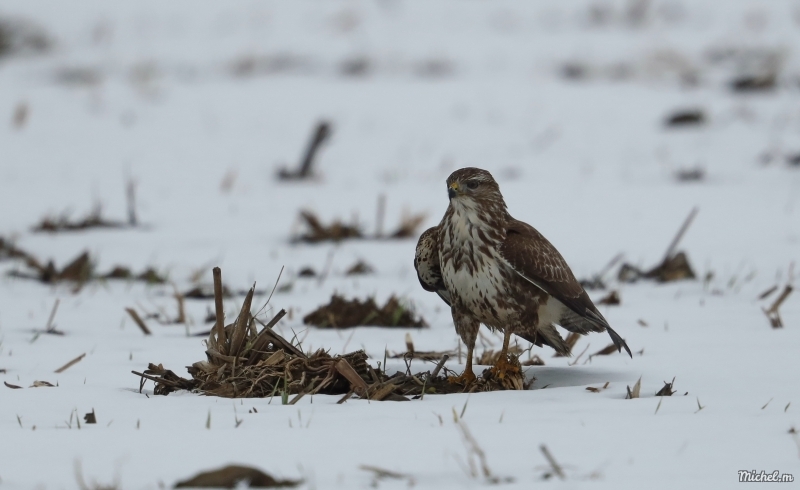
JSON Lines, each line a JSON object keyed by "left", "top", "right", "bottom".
{"left": 466, "top": 180, "right": 479, "bottom": 190}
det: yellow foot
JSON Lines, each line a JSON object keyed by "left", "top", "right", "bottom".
{"left": 448, "top": 370, "right": 476, "bottom": 385}
{"left": 490, "top": 356, "right": 521, "bottom": 380}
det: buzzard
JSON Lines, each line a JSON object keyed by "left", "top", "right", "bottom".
{"left": 414, "top": 167, "right": 631, "bottom": 384}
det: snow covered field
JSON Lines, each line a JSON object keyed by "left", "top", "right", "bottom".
{"left": 1, "top": 1, "right": 799, "bottom": 488}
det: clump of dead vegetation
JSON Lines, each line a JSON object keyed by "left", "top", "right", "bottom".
{"left": 33, "top": 206, "right": 125, "bottom": 233}
{"left": 293, "top": 210, "right": 362, "bottom": 243}
{"left": 345, "top": 259, "right": 374, "bottom": 276}
{"left": 182, "top": 283, "right": 265, "bottom": 300}
{"left": 277, "top": 121, "right": 331, "bottom": 181}
{"left": 759, "top": 283, "right": 794, "bottom": 328}
{"left": 303, "top": 294, "right": 427, "bottom": 329}
{"left": 33, "top": 179, "right": 140, "bottom": 234}
{"left": 101, "top": 265, "right": 165, "bottom": 284}
{"left": 2, "top": 239, "right": 166, "bottom": 287}
{"left": 722, "top": 48, "right": 782, "bottom": 94}
{"left": 580, "top": 253, "right": 624, "bottom": 290}
{"left": 597, "top": 290, "right": 621, "bottom": 305}
{"left": 134, "top": 268, "right": 530, "bottom": 400}
{"left": 664, "top": 108, "right": 705, "bottom": 127}
{"left": 292, "top": 195, "right": 426, "bottom": 243}
{"left": 8, "top": 251, "right": 95, "bottom": 284}
{"left": 673, "top": 167, "right": 706, "bottom": 183}
{"left": 0, "top": 236, "right": 33, "bottom": 262}
{"left": 175, "top": 464, "right": 300, "bottom": 488}
{"left": 231, "top": 53, "right": 312, "bottom": 79}
{"left": 618, "top": 207, "right": 698, "bottom": 283}
{"left": 0, "top": 17, "right": 52, "bottom": 59}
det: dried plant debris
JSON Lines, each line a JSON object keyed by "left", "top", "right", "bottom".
{"left": 708, "top": 47, "right": 782, "bottom": 93}
{"left": 74, "top": 461, "right": 120, "bottom": 490}
{"left": 31, "top": 380, "right": 55, "bottom": 387}
{"left": 388, "top": 212, "right": 427, "bottom": 239}
{"left": 340, "top": 57, "right": 371, "bottom": 77}
{"left": 345, "top": 260, "right": 374, "bottom": 276}
{"left": 102, "top": 266, "right": 166, "bottom": 284}
{"left": 0, "top": 236, "right": 34, "bottom": 262}
{"left": 522, "top": 355, "right": 545, "bottom": 366}
{"left": 476, "top": 345, "right": 523, "bottom": 366}
{"left": 655, "top": 377, "right": 676, "bottom": 396}
{"left": 454, "top": 414, "right": 514, "bottom": 484}
{"left": 389, "top": 349, "right": 455, "bottom": 361}
{"left": 54, "top": 66, "right": 103, "bottom": 86}
{"left": 674, "top": 167, "right": 706, "bottom": 183}
{"left": 303, "top": 295, "right": 427, "bottom": 329}
{"left": 54, "top": 353, "right": 86, "bottom": 373}
{"left": 539, "top": 444, "right": 566, "bottom": 481}
{"left": 8, "top": 251, "right": 94, "bottom": 284}
{"left": 597, "top": 290, "right": 621, "bottom": 305}
{"left": 664, "top": 109, "right": 705, "bottom": 127}
{"left": 589, "top": 343, "right": 621, "bottom": 360}
{"left": 561, "top": 62, "right": 589, "bottom": 80}
{"left": 125, "top": 308, "right": 152, "bottom": 335}
{"left": 175, "top": 465, "right": 300, "bottom": 488}
{"left": 626, "top": 376, "right": 642, "bottom": 399}
{"left": 83, "top": 410, "right": 97, "bottom": 424}
{"left": 294, "top": 209, "right": 426, "bottom": 243}
{"left": 0, "top": 17, "right": 52, "bottom": 58}
{"left": 231, "top": 53, "right": 311, "bottom": 78}
{"left": 293, "top": 210, "right": 362, "bottom": 243}
{"left": 413, "top": 58, "right": 454, "bottom": 78}
{"left": 579, "top": 253, "right": 623, "bottom": 290}
{"left": 277, "top": 121, "right": 331, "bottom": 180}
{"left": 730, "top": 73, "right": 776, "bottom": 93}
{"left": 135, "top": 268, "right": 527, "bottom": 400}
{"left": 7, "top": 248, "right": 166, "bottom": 286}
{"left": 297, "top": 267, "right": 317, "bottom": 278}
{"left": 32, "top": 204, "right": 133, "bottom": 233}
{"left": 762, "top": 285, "right": 793, "bottom": 328}
{"left": 619, "top": 207, "right": 697, "bottom": 283}
{"left": 758, "top": 285, "right": 779, "bottom": 300}
{"left": 586, "top": 382, "right": 610, "bottom": 393}
{"left": 360, "top": 465, "right": 414, "bottom": 487}
{"left": 12, "top": 101, "right": 28, "bottom": 129}
{"left": 183, "top": 284, "right": 265, "bottom": 300}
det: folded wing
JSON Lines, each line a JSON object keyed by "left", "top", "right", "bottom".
{"left": 499, "top": 219, "right": 631, "bottom": 357}
{"left": 414, "top": 226, "right": 452, "bottom": 307}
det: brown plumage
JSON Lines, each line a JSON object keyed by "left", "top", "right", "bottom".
{"left": 414, "top": 167, "right": 631, "bottom": 383}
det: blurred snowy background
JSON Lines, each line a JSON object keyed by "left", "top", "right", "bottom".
{"left": 1, "top": 1, "right": 799, "bottom": 488}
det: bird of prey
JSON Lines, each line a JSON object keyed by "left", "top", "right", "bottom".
{"left": 414, "top": 167, "right": 631, "bottom": 384}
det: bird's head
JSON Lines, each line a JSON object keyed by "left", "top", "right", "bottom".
{"left": 445, "top": 167, "right": 503, "bottom": 205}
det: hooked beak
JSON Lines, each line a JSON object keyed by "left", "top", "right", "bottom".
{"left": 448, "top": 182, "right": 459, "bottom": 200}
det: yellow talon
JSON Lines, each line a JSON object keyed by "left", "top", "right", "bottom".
{"left": 448, "top": 370, "right": 477, "bottom": 385}
{"left": 490, "top": 356, "right": 520, "bottom": 380}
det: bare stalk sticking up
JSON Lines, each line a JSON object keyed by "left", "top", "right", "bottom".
{"left": 213, "top": 267, "right": 226, "bottom": 352}
{"left": 763, "top": 285, "right": 793, "bottom": 328}
{"left": 277, "top": 121, "right": 332, "bottom": 180}
{"left": 663, "top": 207, "right": 698, "bottom": 262}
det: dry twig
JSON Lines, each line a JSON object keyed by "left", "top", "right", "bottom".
{"left": 55, "top": 353, "right": 86, "bottom": 373}
{"left": 763, "top": 285, "right": 793, "bottom": 328}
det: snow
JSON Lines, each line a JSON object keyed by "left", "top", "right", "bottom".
{"left": 1, "top": 0, "right": 799, "bottom": 488}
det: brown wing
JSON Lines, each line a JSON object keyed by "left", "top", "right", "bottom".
{"left": 499, "top": 219, "right": 631, "bottom": 357}
{"left": 414, "top": 226, "right": 451, "bottom": 306}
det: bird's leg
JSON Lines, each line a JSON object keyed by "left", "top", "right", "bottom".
{"left": 491, "top": 327, "right": 520, "bottom": 379}
{"left": 449, "top": 344, "right": 476, "bottom": 385}
{"left": 448, "top": 308, "right": 478, "bottom": 385}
